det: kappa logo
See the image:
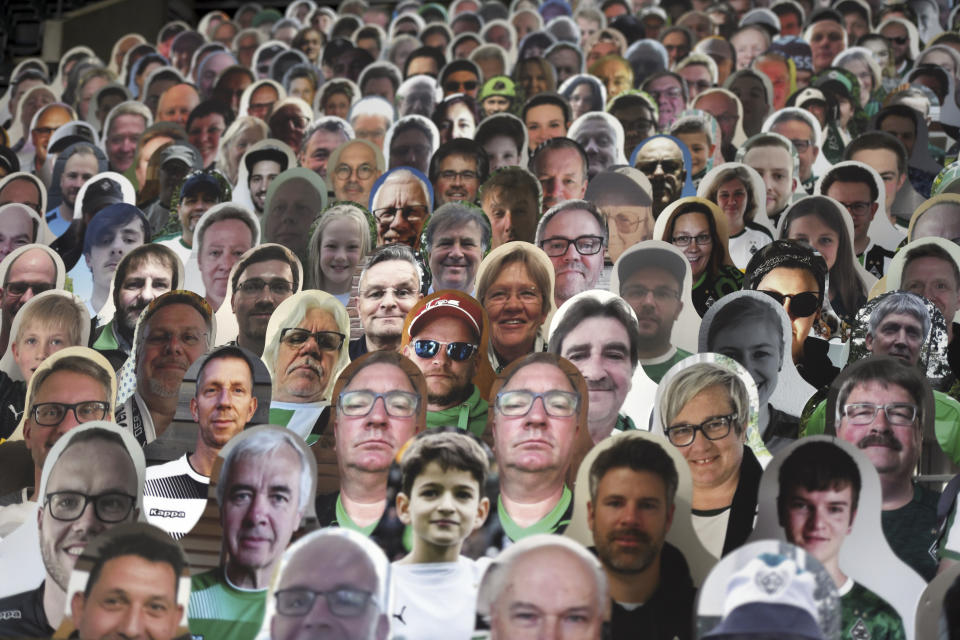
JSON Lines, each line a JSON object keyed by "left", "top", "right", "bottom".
{"left": 149, "top": 508, "right": 186, "bottom": 518}
{"left": 850, "top": 617, "right": 871, "bottom": 640}
{"left": 0, "top": 610, "right": 21, "bottom": 621}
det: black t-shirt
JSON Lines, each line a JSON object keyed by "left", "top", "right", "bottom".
{"left": 0, "top": 582, "right": 53, "bottom": 639}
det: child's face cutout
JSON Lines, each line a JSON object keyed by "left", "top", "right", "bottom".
{"left": 398, "top": 461, "right": 489, "bottom": 550}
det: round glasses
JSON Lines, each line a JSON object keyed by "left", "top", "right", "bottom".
{"left": 412, "top": 339, "right": 478, "bottom": 361}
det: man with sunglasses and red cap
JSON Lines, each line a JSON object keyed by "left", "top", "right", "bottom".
{"left": 402, "top": 291, "right": 489, "bottom": 437}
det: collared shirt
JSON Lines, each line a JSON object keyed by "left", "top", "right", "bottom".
{"left": 497, "top": 485, "right": 573, "bottom": 542}
{"left": 188, "top": 567, "right": 266, "bottom": 640}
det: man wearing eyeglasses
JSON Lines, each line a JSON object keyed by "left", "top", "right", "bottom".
{"left": 370, "top": 168, "right": 432, "bottom": 248}
{"left": 268, "top": 529, "right": 389, "bottom": 640}
{"left": 833, "top": 356, "right": 940, "bottom": 582}
{"left": 329, "top": 139, "right": 383, "bottom": 206}
{"left": 0, "top": 245, "right": 60, "bottom": 356}
{"left": 821, "top": 163, "right": 896, "bottom": 279}
{"left": 230, "top": 245, "right": 299, "bottom": 358}
{"left": 0, "top": 424, "right": 141, "bottom": 637}
{"left": 402, "top": 292, "right": 489, "bottom": 436}
{"left": 429, "top": 139, "right": 489, "bottom": 207}
{"left": 317, "top": 352, "right": 424, "bottom": 535}
{"left": 491, "top": 353, "right": 583, "bottom": 542}
{"left": 144, "top": 347, "right": 258, "bottom": 539}
{"left": 117, "top": 291, "right": 212, "bottom": 446}
{"left": 536, "top": 200, "right": 607, "bottom": 308}
{"left": 262, "top": 291, "right": 350, "bottom": 442}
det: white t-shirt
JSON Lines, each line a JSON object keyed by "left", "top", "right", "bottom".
{"left": 144, "top": 454, "right": 210, "bottom": 540}
{"left": 728, "top": 225, "right": 773, "bottom": 270}
{"left": 391, "top": 556, "right": 488, "bottom": 640}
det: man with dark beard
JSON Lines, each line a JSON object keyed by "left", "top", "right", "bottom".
{"left": 633, "top": 136, "right": 687, "bottom": 219}
{"left": 143, "top": 347, "right": 258, "bottom": 539}
{"left": 115, "top": 291, "right": 212, "bottom": 446}
{"left": 587, "top": 434, "right": 696, "bottom": 640}
{"left": 229, "top": 245, "right": 299, "bottom": 358}
{"left": 46, "top": 143, "right": 103, "bottom": 238}
{"left": 93, "top": 244, "right": 180, "bottom": 371}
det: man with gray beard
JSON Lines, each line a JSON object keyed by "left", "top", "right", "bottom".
{"left": 115, "top": 291, "right": 212, "bottom": 446}
{"left": 587, "top": 435, "right": 696, "bottom": 640}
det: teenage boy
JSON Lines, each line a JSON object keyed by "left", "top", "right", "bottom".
{"left": 392, "top": 431, "right": 491, "bottom": 639}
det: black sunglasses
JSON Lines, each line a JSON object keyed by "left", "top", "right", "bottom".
{"left": 758, "top": 290, "right": 820, "bottom": 317}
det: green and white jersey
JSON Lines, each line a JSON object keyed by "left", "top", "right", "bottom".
{"left": 497, "top": 486, "right": 573, "bottom": 542}
{"left": 640, "top": 347, "right": 692, "bottom": 384}
{"left": 188, "top": 567, "right": 267, "bottom": 640}
{"left": 839, "top": 579, "right": 906, "bottom": 640}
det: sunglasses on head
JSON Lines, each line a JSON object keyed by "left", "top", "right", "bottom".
{"left": 758, "top": 290, "right": 819, "bottom": 317}
{"left": 413, "top": 339, "right": 478, "bottom": 361}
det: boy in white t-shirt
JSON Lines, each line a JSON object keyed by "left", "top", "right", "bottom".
{"left": 391, "top": 431, "right": 491, "bottom": 640}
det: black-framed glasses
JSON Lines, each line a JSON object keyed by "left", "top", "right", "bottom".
{"left": 338, "top": 390, "right": 420, "bottom": 417}
{"left": 44, "top": 491, "right": 136, "bottom": 523}
{"left": 413, "top": 339, "right": 478, "bottom": 361}
{"left": 31, "top": 401, "right": 110, "bottom": 426}
{"left": 835, "top": 201, "right": 873, "bottom": 216}
{"left": 758, "top": 290, "right": 820, "bottom": 318}
{"left": 666, "top": 414, "right": 736, "bottom": 447}
{"left": 443, "top": 80, "right": 478, "bottom": 93}
{"left": 538, "top": 235, "right": 604, "bottom": 258}
{"left": 671, "top": 233, "right": 712, "bottom": 247}
{"left": 840, "top": 403, "right": 917, "bottom": 426}
{"left": 5, "top": 281, "right": 55, "bottom": 297}
{"left": 334, "top": 163, "right": 375, "bottom": 181}
{"left": 280, "top": 328, "right": 346, "bottom": 351}
{"left": 438, "top": 169, "right": 478, "bottom": 182}
{"left": 275, "top": 587, "right": 376, "bottom": 618}
{"left": 495, "top": 390, "right": 580, "bottom": 417}
{"left": 373, "top": 205, "right": 428, "bottom": 224}
{"left": 237, "top": 278, "right": 295, "bottom": 296}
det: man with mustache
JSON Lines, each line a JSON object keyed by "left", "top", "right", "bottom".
{"left": 93, "top": 244, "right": 180, "bottom": 371}
{"left": 316, "top": 352, "right": 424, "bottom": 539}
{"left": 616, "top": 242, "right": 693, "bottom": 383}
{"left": 0, "top": 424, "right": 141, "bottom": 637}
{"left": 370, "top": 168, "right": 432, "bottom": 248}
{"left": 777, "top": 439, "right": 907, "bottom": 638}
{"left": 116, "top": 291, "right": 212, "bottom": 446}
{"left": 535, "top": 200, "right": 607, "bottom": 308}
{"left": 143, "top": 347, "right": 258, "bottom": 539}
{"left": 262, "top": 290, "right": 350, "bottom": 441}
{"left": 634, "top": 136, "right": 687, "bottom": 219}
{"left": 491, "top": 353, "right": 584, "bottom": 543}
{"left": 188, "top": 427, "right": 312, "bottom": 640}
{"left": 402, "top": 291, "right": 489, "bottom": 435}
{"left": 429, "top": 139, "right": 489, "bottom": 207}
{"left": 835, "top": 356, "right": 940, "bottom": 582}
{"left": 586, "top": 435, "right": 695, "bottom": 640}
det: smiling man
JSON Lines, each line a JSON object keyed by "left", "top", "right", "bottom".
{"left": 777, "top": 439, "right": 906, "bottom": 637}
{"left": 188, "top": 428, "right": 312, "bottom": 640}
{"left": 403, "top": 292, "right": 489, "bottom": 435}
{"left": 429, "top": 139, "right": 489, "bottom": 207}
{"left": 370, "top": 168, "right": 432, "bottom": 248}
{"left": 0, "top": 424, "right": 141, "bottom": 638}
{"left": 117, "top": 291, "right": 213, "bottom": 446}
{"left": 350, "top": 245, "right": 423, "bottom": 359}
{"left": 316, "top": 351, "right": 425, "bottom": 534}
{"left": 864, "top": 292, "right": 929, "bottom": 366}
{"left": 834, "top": 356, "right": 940, "bottom": 582}
{"left": 492, "top": 353, "right": 583, "bottom": 542}
{"left": 549, "top": 294, "right": 638, "bottom": 443}
{"left": 144, "top": 347, "right": 258, "bottom": 539}
{"left": 158, "top": 170, "right": 229, "bottom": 265}
{"left": 587, "top": 435, "right": 695, "bottom": 640}
{"left": 424, "top": 203, "right": 490, "bottom": 294}
{"left": 536, "top": 200, "right": 607, "bottom": 308}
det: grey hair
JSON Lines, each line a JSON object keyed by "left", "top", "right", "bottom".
{"left": 358, "top": 243, "right": 422, "bottom": 292}
{"left": 866, "top": 291, "right": 931, "bottom": 342}
{"left": 424, "top": 202, "right": 492, "bottom": 254}
{"left": 659, "top": 362, "right": 749, "bottom": 433}
{"left": 215, "top": 428, "right": 313, "bottom": 512}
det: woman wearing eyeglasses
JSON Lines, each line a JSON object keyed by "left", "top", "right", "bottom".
{"left": 653, "top": 197, "right": 743, "bottom": 317}
{"left": 745, "top": 239, "right": 841, "bottom": 390}
{"left": 658, "top": 359, "right": 762, "bottom": 557}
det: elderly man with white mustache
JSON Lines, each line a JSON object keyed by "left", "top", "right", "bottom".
{"left": 261, "top": 290, "right": 352, "bottom": 442}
